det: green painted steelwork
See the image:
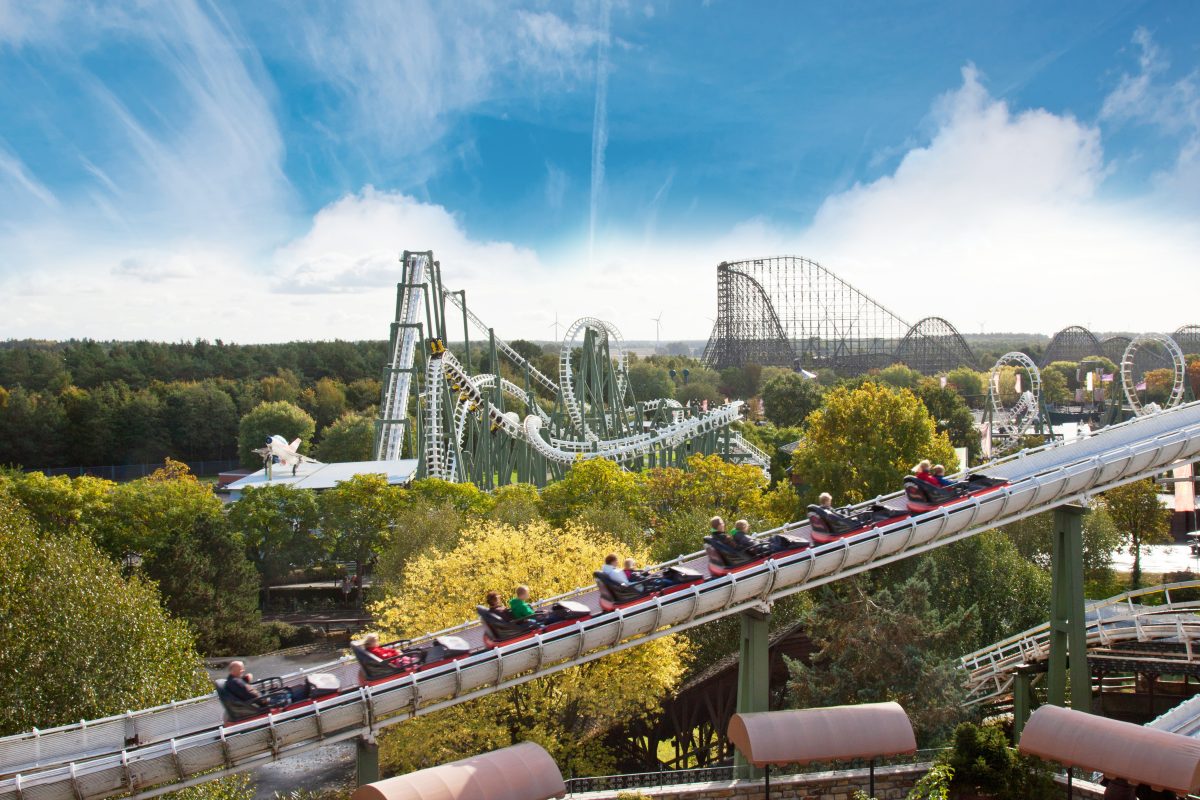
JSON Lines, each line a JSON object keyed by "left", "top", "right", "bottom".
{"left": 734, "top": 608, "right": 771, "bottom": 780}
{"left": 356, "top": 737, "right": 380, "bottom": 786}
{"left": 375, "top": 251, "right": 763, "bottom": 488}
{"left": 1046, "top": 504, "right": 1091, "bottom": 712}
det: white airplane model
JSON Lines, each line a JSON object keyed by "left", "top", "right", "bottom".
{"left": 253, "top": 434, "right": 321, "bottom": 477}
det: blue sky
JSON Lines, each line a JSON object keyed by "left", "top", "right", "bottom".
{"left": 0, "top": 1, "right": 1198, "bottom": 342}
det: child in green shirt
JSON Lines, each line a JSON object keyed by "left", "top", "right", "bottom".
{"left": 509, "top": 585, "right": 535, "bottom": 620}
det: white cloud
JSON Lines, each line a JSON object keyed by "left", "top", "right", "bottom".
{"left": 2, "top": 49, "right": 1199, "bottom": 347}
{"left": 294, "top": 1, "right": 610, "bottom": 177}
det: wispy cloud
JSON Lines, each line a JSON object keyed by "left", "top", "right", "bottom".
{"left": 0, "top": 140, "right": 57, "bottom": 208}
{"left": 292, "top": 1, "right": 608, "bottom": 184}
{"left": 1101, "top": 27, "right": 1200, "bottom": 208}
{"left": 588, "top": 0, "right": 612, "bottom": 267}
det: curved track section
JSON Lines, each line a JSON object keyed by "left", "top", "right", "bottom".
{"left": 6, "top": 401, "right": 1200, "bottom": 799}
{"left": 558, "top": 317, "right": 629, "bottom": 442}
{"left": 986, "top": 352, "right": 1044, "bottom": 451}
{"left": 961, "top": 581, "right": 1200, "bottom": 707}
{"left": 1120, "top": 332, "right": 1187, "bottom": 416}
{"left": 442, "top": 290, "right": 559, "bottom": 397}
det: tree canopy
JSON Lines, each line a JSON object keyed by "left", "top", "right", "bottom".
{"left": 760, "top": 371, "right": 823, "bottom": 428}
{"left": 0, "top": 492, "right": 209, "bottom": 734}
{"left": 1104, "top": 479, "right": 1172, "bottom": 588}
{"left": 237, "top": 400, "right": 316, "bottom": 467}
{"left": 789, "top": 382, "right": 957, "bottom": 505}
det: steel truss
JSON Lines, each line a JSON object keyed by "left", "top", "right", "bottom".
{"left": 701, "top": 256, "right": 974, "bottom": 374}
{"left": 375, "top": 252, "right": 768, "bottom": 489}
{"left": 1041, "top": 326, "right": 1105, "bottom": 368}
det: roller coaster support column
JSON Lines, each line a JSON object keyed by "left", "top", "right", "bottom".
{"left": 356, "top": 736, "right": 380, "bottom": 786}
{"left": 734, "top": 607, "right": 770, "bottom": 780}
{"left": 1011, "top": 664, "right": 1039, "bottom": 744}
{"left": 1047, "top": 504, "right": 1091, "bottom": 713}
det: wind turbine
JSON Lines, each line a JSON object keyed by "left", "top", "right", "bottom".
{"left": 651, "top": 311, "right": 663, "bottom": 352}
{"left": 549, "top": 313, "right": 563, "bottom": 343}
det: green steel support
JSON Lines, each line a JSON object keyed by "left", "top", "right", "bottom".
{"left": 734, "top": 608, "right": 770, "bottom": 780}
{"left": 1047, "top": 504, "right": 1091, "bottom": 712}
{"left": 1012, "top": 667, "right": 1035, "bottom": 743}
{"left": 356, "top": 737, "right": 380, "bottom": 786}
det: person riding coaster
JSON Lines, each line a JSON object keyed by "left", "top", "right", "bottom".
{"left": 214, "top": 660, "right": 341, "bottom": 722}
{"left": 806, "top": 492, "right": 908, "bottom": 544}
{"left": 704, "top": 516, "right": 810, "bottom": 576}
{"left": 475, "top": 590, "right": 591, "bottom": 646}
{"left": 593, "top": 555, "right": 705, "bottom": 612}
{"left": 902, "top": 470, "right": 1007, "bottom": 514}
{"left": 351, "top": 632, "right": 474, "bottom": 682}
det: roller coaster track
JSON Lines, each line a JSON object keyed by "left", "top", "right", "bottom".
{"left": 377, "top": 253, "right": 429, "bottom": 461}
{"left": 6, "top": 400, "right": 1200, "bottom": 800}
{"left": 425, "top": 350, "right": 745, "bottom": 478}
{"left": 442, "top": 289, "right": 559, "bottom": 397}
{"left": 961, "top": 581, "right": 1200, "bottom": 707}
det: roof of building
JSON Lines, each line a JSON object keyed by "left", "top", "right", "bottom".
{"left": 728, "top": 702, "right": 916, "bottom": 767}
{"left": 225, "top": 459, "right": 418, "bottom": 493}
{"left": 350, "top": 741, "right": 564, "bottom": 800}
{"left": 1021, "top": 704, "right": 1200, "bottom": 794}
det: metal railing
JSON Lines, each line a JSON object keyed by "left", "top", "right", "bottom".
{"left": 960, "top": 580, "right": 1200, "bottom": 705}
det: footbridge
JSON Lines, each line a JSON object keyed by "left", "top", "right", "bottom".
{"left": 6, "top": 400, "right": 1200, "bottom": 800}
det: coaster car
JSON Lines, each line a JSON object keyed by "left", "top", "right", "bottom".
{"left": 475, "top": 600, "right": 591, "bottom": 646}
{"left": 704, "top": 533, "right": 810, "bottom": 576}
{"left": 806, "top": 503, "right": 908, "bottom": 545}
{"left": 215, "top": 672, "right": 341, "bottom": 723}
{"left": 594, "top": 565, "right": 706, "bottom": 612}
{"left": 902, "top": 473, "right": 1007, "bottom": 514}
{"left": 352, "top": 635, "right": 474, "bottom": 682}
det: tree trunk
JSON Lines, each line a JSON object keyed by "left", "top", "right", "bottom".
{"left": 1131, "top": 531, "right": 1142, "bottom": 589}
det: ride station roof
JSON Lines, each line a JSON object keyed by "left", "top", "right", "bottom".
{"left": 224, "top": 459, "right": 418, "bottom": 496}
{"left": 351, "top": 742, "right": 565, "bottom": 800}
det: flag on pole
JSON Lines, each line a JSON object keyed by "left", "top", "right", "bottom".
{"left": 1086, "top": 372, "right": 1094, "bottom": 392}
{"left": 1102, "top": 373, "right": 1113, "bottom": 382}
{"left": 1136, "top": 380, "right": 1147, "bottom": 391}
{"left": 940, "top": 375, "right": 947, "bottom": 389}
{"left": 1014, "top": 374, "right": 1021, "bottom": 393}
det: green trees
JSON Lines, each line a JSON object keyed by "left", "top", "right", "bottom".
{"left": 760, "top": 371, "right": 823, "bottom": 427}
{"left": 877, "top": 363, "right": 922, "bottom": 390}
{"left": 320, "top": 474, "right": 407, "bottom": 584}
{"left": 315, "top": 410, "right": 375, "bottom": 462}
{"left": 627, "top": 361, "right": 675, "bottom": 400}
{"left": 0, "top": 493, "right": 209, "bottom": 734}
{"left": 146, "top": 515, "right": 273, "bottom": 655}
{"left": 1104, "top": 479, "right": 1172, "bottom": 588}
{"left": 789, "top": 382, "right": 957, "bottom": 505}
{"left": 785, "top": 563, "right": 974, "bottom": 744}
{"left": 228, "top": 483, "right": 322, "bottom": 591}
{"left": 237, "top": 401, "right": 316, "bottom": 467}
{"left": 164, "top": 382, "right": 239, "bottom": 461}
{"left": 945, "top": 367, "right": 986, "bottom": 408}
{"left": 916, "top": 381, "right": 981, "bottom": 462}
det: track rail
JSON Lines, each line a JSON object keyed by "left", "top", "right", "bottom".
{"left": 960, "top": 581, "right": 1200, "bottom": 706}
{"left": 5, "top": 401, "right": 1200, "bottom": 799}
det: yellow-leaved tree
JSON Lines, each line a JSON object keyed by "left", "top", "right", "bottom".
{"left": 371, "top": 519, "right": 690, "bottom": 776}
